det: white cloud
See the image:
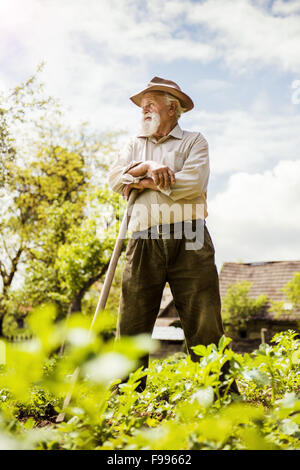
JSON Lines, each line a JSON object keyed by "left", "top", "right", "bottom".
{"left": 272, "top": 0, "right": 300, "bottom": 15}
{"left": 0, "top": 76, "right": 8, "bottom": 92}
{"left": 208, "top": 159, "right": 300, "bottom": 268}
{"left": 0, "top": 0, "right": 300, "bottom": 136}
{"left": 184, "top": 109, "right": 300, "bottom": 176}
{"left": 194, "top": 78, "right": 232, "bottom": 93}
{"left": 185, "top": 0, "right": 300, "bottom": 73}
{"left": 0, "top": 0, "right": 213, "bottom": 133}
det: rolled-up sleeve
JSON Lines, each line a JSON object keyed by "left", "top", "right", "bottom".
{"left": 159, "top": 134, "right": 210, "bottom": 201}
{"left": 108, "top": 139, "right": 143, "bottom": 194}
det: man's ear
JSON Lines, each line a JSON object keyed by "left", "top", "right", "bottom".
{"left": 168, "top": 101, "right": 177, "bottom": 116}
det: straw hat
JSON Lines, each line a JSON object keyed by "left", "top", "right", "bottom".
{"left": 130, "top": 76, "right": 194, "bottom": 112}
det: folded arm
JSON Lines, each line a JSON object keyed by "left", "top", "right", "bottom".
{"left": 108, "top": 139, "right": 176, "bottom": 198}
{"left": 126, "top": 160, "right": 176, "bottom": 190}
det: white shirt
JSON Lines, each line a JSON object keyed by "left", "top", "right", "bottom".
{"left": 108, "top": 123, "right": 209, "bottom": 233}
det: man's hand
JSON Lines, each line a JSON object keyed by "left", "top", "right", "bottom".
{"left": 122, "top": 177, "right": 159, "bottom": 200}
{"left": 146, "top": 161, "right": 176, "bottom": 190}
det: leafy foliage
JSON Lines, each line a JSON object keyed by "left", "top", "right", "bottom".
{"left": 0, "top": 69, "right": 126, "bottom": 335}
{"left": 221, "top": 281, "right": 268, "bottom": 335}
{"left": 267, "top": 272, "right": 300, "bottom": 319}
{"left": 284, "top": 272, "right": 300, "bottom": 309}
{"left": 0, "top": 305, "right": 300, "bottom": 450}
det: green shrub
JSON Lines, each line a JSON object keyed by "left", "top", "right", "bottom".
{"left": 221, "top": 281, "right": 268, "bottom": 336}
{"left": 0, "top": 304, "right": 299, "bottom": 450}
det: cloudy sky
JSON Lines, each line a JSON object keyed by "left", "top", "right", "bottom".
{"left": 1, "top": 0, "right": 300, "bottom": 270}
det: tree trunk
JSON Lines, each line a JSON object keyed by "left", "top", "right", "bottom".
{"left": 0, "top": 296, "right": 5, "bottom": 337}
{"left": 69, "top": 261, "right": 111, "bottom": 315}
{"left": 0, "top": 309, "right": 4, "bottom": 338}
{"left": 70, "top": 293, "right": 82, "bottom": 313}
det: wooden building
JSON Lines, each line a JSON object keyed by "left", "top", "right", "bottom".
{"left": 151, "top": 260, "right": 300, "bottom": 356}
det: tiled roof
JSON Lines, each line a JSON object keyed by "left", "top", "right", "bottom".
{"left": 219, "top": 260, "right": 300, "bottom": 303}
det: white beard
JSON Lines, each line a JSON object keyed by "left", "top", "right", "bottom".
{"left": 140, "top": 112, "right": 161, "bottom": 137}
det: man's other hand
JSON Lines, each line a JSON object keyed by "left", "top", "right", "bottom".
{"left": 122, "top": 177, "right": 160, "bottom": 200}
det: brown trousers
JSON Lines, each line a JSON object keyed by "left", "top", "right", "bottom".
{"left": 116, "top": 220, "right": 225, "bottom": 390}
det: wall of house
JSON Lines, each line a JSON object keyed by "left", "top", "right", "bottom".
{"left": 229, "top": 320, "right": 300, "bottom": 353}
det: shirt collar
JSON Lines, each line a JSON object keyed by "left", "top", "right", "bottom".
{"left": 137, "top": 123, "right": 183, "bottom": 142}
{"left": 168, "top": 123, "right": 183, "bottom": 139}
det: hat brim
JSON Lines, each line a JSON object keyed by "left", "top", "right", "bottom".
{"left": 130, "top": 85, "right": 194, "bottom": 112}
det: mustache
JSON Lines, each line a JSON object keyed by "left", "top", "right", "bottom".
{"left": 143, "top": 112, "right": 157, "bottom": 120}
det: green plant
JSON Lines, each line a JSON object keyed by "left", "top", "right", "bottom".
{"left": 0, "top": 304, "right": 300, "bottom": 450}
{"left": 269, "top": 272, "right": 300, "bottom": 318}
{"left": 221, "top": 281, "right": 268, "bottom": 336}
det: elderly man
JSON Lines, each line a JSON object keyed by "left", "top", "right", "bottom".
{"left": 109, "top": 77, "right": 237, "bottom": 394}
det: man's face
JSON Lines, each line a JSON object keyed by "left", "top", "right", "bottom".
{"left": 140, "top": 92, "right": 174, "bottom": 136}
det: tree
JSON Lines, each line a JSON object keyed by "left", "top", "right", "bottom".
{"left": 0, "top": 68, "right": 126, "bottom": 336}
{"left": 0, "top": 62, "right": 52, "bottom": 187}
{"left": 221, "top": 281, "right": 268, "bottom": 336}
{"left": 268, "top": 272, "right": 300, "bottom": 318}
{"left": 0, "top": 64, "right": 54, "bottom": 334}
{"left": 283, "top": 272, "right": 300, "bottom": 310}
